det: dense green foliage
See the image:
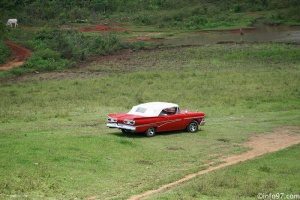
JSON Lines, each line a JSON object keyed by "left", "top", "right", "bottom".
{"left": 0, "top": 41, "right": 11, "bottom": 65}
{"left": 1, "top": 28, "right": 128, "bottom": 74}
{"left": 1, "top": 25, "right": 157, "bottom": 76}
{"left": 23, "top": 29, "right": 123, "bottom": 71}
{"left": 1, "top": 0, "right": 299, "bottom": 27}
{"left": 131, "top": 0, "right": 300, "bottom": 29}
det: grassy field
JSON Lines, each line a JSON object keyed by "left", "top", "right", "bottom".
{"left": 0, "top": 43, "right": 299, "bottom": 199}
{"left": 147, "top": 144, "right": 300, "bottom": 200}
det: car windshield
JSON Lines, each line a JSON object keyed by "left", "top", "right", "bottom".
{"left": 159, "top": 107, "right": 178, "bottom": 115}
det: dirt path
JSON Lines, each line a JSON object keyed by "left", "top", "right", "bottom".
{"left": 127, "top": 126, "right": 300, "bottom": 200}
{"left": 0, "top": 42, "right": 32, "bottom": 71}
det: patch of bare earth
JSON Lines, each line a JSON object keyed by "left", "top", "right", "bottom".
{"left": 80, "top": 24, "right": 125, "bottom": 32}
{"left": 79, "top": 127, "right": 300, "bottom": 200}
{"left": 0, "top": 42, "right": 31, "bottom": 71}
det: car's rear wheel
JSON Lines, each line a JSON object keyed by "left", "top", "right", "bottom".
{"left": 186, "top": 120, "right": 199, "bottom": 132}
{"left": 145, "top": 127, "right": 156, "bottom": 137}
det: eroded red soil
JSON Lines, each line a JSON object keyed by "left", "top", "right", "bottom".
{"left": 80, "top": 24, "right": 125, "bottom": 32}
{"left": 79, "top": 24, "right": 164, "bottom": 41}
{"left": 0, "top": 42, "right": 32, "bottom": 71}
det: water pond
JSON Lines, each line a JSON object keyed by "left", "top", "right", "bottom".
{"left": 164, "top": 24, "right": 300, "bottom": 45}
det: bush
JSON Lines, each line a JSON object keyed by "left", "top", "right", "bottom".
{"left": 7, "top": 67, "right": 29, "bottom": 76}
{"left": 34, "top": 48, "right": 61, "bottom": 60}
{"left": 30, "top": 28, "right": 123, "bottom": 61}
{"left": 23, "top": 55, "right": 72, "bottom": 72}
{"left": 278, "top": 6, "right": 300, "bottom": 23}
{"left": 0, "top": 41, "right": 11, "bottom": 65}
{"left": 1, "top": 26, "right": 124, "bottom": 75}
{"left": 134, "top": 14, "right": 152, "bottom": 25}
{"left": 23, "top": 48, "right": 72, "bottom": 72}
{"left": 0, "top": 24, "right": 9, "bottom": 40}
{"left": 19, "top": 28, "right": 124, "bottom": 73}
{"left": 232, "top": 3, "right": 242, "bottom": 13}
{"left": 90, "top": 34, "right": 123, "bottom": 55}
{"left": 129, "top": 41, "right": 147, "bottom": 51}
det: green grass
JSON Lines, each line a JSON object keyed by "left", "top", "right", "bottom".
{"left": 0, "top": 43, "right": 299, "bottom": 199}
{"left": 146, "top": 144, "right": 300, "bottom": 200}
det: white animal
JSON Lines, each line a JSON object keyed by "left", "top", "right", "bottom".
{"left": 6, "top": 19, "right": 18, "bottom": 28}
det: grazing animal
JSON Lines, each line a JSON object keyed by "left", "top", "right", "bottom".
{"left": 6, "top": 19, "right": 18, "bottom": 28}
{"left": 239, "top": 28, "right": 244, "bottom": 36}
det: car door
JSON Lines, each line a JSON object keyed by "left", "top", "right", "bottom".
{"left": 158, "top": 107, "right": 185, "bottom": 132}
{"left": 165, "top": 113, "right": 185, "bottom": 131}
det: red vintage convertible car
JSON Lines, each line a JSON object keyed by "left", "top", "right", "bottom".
{"left": 107, "top": 102, "right": 205, "bottom": 137}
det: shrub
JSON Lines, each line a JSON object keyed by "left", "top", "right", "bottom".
{"left": 23, "top": 50, "right": 72, "bottom": 72}
{"left": 7, "top": 67, "right": 29, "bottom": 76}
{"left": 134, "top": 14, "right": 151, "bottom": 25}
{"left": 278, "top": 6, "right": 300, "bottom": 23}
{"left": 1, "top": 26, "right": 124, "bottom": 75}
{"left": 34, "top": 48, "right": 61, "bottom": 60}
{"left": 0, "top": 41, "right": 11, "bottom": 65}
{"left": 129, "top": 41, "right": 147, "bottom": 51}
{"left": 0, "top": 24, "right": 9, "bottom": 40}
{"left": 31, "top": 28, "right": 123, "bottom": 61}
{"left": 232, "top": 3, "right": 242, "bottom": 13}
{"left": 88, "top": 34, "right": 123, "bottom": 56}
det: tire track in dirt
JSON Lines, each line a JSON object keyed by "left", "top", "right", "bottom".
{"left": 0, "top": 42, "right": 31, "bottom": 71}
{"left": 126, "top": 126, "right": 300, "bottom": 200}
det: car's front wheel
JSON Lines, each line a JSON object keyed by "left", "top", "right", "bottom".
{"left": 186, "top": 120, "right": 199, "bottom": 132}
{"left": 145, "top": 127, "right": 156, "bottom": 137}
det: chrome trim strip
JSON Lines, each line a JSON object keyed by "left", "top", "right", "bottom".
{"left": 199, "top": 119, "right": 205, "bottom": 126}
{"left": 157, "top": 119, "right": 182, "bottom": 128}
{"left": 117, "top": 124, "right": 136, "bottom": 131}
{"left": 107, "top": 123, "right": 136, "bottom": 131}
{"left": 184, "top": 116, "right": 204, "bottom": 120}
{"left": 107, "top": 123, "right": 118, "bottom": 128}
{"left": 135, "top": 119, "right": 182, "bottom": 128}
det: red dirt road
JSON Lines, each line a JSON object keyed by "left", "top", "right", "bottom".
{"left": 80, "top": 24, "right": 125, "bottom": 32}
{"left": 0, "top": 42, "right": 32, "bottom": 71}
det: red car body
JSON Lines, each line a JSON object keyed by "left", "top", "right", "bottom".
{"left": 107, "top": 102, "right": 205, "bottom": 137}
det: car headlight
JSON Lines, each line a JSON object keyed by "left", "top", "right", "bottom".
{"left": 107, "top": 116, "right": 117, "bottom": 123}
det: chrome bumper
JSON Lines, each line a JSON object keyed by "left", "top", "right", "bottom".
{"left": 199, "top": 119, "right": 205, "bottom": 126}
{"left": 106, "top": 123, "right": 136, "bottom": 131}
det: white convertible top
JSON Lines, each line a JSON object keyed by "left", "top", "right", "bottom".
{"left": 127, "top": 102, "right": 178, "bottom": 117}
